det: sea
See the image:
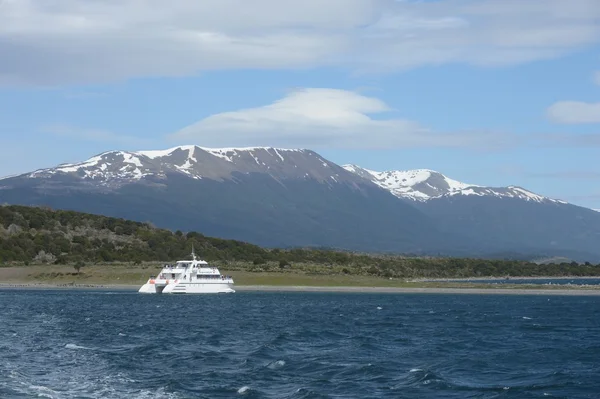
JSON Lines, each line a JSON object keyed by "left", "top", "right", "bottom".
{"left": 1, "top": 290, "right": 599, "bottom": 398}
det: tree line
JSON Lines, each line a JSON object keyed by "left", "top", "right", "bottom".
{"left": 1, "top": 205, "right": 599, "bottom": 278}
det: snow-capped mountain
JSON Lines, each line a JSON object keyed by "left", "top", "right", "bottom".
{"left": 0, "top": 145, "right": 442, "bottom": 254}
{"left": 2, "top": 144, "right": 600, "bottom": 261}
{"left": 1, "top": 147, "right": 574, "bottom": 207}
{"left": 22, "top": 146, "right": 353, "bottom": 188}
{"left": 343, "top": 164, "right": 566, "bottom": 204}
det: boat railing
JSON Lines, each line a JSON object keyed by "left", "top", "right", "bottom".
{"left": 194, "top": 275, "right": 234, "bottom": 281}
{"left": 153, "top": 275, "right": 234, "bottom": 283}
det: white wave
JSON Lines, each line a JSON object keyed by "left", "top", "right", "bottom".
{"left": 10, "top": 375, "right": 180, "bottom": 399}
{"left": 267, "top": 360, "right": 286, "bottom": 369}
{"left": 27, "top": 384, "right": 60, "bottom": 398}
{"left": 238, "top": 385, "right": 250, "bottom": 394}
{"left": 65, "top": 343, "right": 92, "bottom": 350}
{"left": 410, "top": 368, "right": 423, "bottom": 373}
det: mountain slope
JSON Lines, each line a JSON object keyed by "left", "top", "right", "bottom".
{"left": 3, "top": 146, "right": 600, "bottom": 261}
{"left": 5, "top": 205, "right": 600, "bottom": 279}
{"left": 344, "top": 165, "right": 600, "bottom": 261}
{"left": 0, "top": 146, "right": 463, "bottom": 255}
{"left": 27, "top": 146, "right": 352, "bottom": 187}
{"left": 343, "top": 164, "right": 566, "bottom": 204}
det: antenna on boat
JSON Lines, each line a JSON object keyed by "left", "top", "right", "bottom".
{"left": 191, "top": 244, "right": 197, "bottom": 261}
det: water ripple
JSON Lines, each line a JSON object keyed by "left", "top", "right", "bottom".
{"left": 0, "top": 290, "right": 598, "bottom": 398}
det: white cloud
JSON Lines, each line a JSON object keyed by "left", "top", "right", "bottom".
{"left": 547, "top": 101, "right": 600, "bottom": 124}
{"left": 1, "top": 0, "right": 600, "bottom": 85}
{"left": 169, "top": 88, "right": 514, "bottom": 150}
{"left": 546, "top": 69, "right": 600, "bottom": 124}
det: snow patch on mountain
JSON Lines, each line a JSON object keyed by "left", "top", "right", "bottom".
{"left": 14, "top": 145, "right": 327, "bottom": 187}
{"left": 53, "top": 155, "right": 105, "bottom": 173}
{"left": 28, "top": 150, "right": 152, "bottom": 182}
{"left": 343, "top": 164, "right": 566, "bottom": 204}
{"left": 137, "top": 145, "right": 301, "bottom": 163}
{"left": 343, "top": 165, "right": 477, "bottom": 201}
{"left": 137, "top": 145, "right": 197, "bottom": 160}
{"left": 5, "top": 146, "right": 571, "bottom": 206}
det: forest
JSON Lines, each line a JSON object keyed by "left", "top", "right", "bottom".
{"left": 1, "top": 205, "right": 599, "bottom": 278}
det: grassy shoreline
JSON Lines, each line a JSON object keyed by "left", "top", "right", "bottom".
{"left": 1, "top": 265, "right": 599, "bottom": 294}
{"left": 1, "top": 283, "right": 600, "bottom": 296}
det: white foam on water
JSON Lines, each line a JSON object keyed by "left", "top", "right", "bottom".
{"left": 377, "top": 307, "right": 382, "bottom": 310}
{"left": 410, "top": 368, "right": 422, "bottom": 373}
{"left": 8, "top": 369, "right": 181, "bottom": 399}
{"left": 522, "top": 317, "right": 532, "bottom": 320}
{"left": 267, "top": 360, "right": 286, "bottom": 369}
{"left": 238, "top": 385, "right": 250, "bottom": 394}
{"left": 27, "top": 384, "right": 60, "bottom": 398}
{"left": 65, "top": 343, "right": 91, "bottom": 350}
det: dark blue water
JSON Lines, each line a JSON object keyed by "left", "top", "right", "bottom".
{"left": 1, "top": 290, "right": 600, "bottom": 398}
{"left": 451, "top": 278, "right": 600, "bottom": 286}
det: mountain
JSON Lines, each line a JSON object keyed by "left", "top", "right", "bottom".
{"left": 0, "top": 146, "right": 461, "bottom": 255}
{"left": 2, "top": 145, "right": 600, "bottom": 261}
{"left": 29, "top": 146, "right": 352, "bottom": 187}
{"left": 343, "top": 165, "right": 600, "bottom": 261}
{"left": 342, "top": 165, "right": 565, "bottom": 204}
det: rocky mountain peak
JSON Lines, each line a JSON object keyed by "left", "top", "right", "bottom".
{"left": 15, "top": 145, "right": 361, "bottom": 188}
{"left": 343, "top": 164, "right": 565, "bottom": 204}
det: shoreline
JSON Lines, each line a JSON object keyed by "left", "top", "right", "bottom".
{"left": 409, "top": 275, "right": 600, "bottom": 282}
{"left": 1, "top": 282, "right": 600, "bottom": 295}
{"left": 235, "top": 285, "right": 600, "bottom": 295}
{"left": 0, "top": 283, "right": 139, "bottom": 290}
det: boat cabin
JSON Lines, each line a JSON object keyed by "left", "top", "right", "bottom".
{"left": 155, "top": 259, "right": 231, "bottom": 282}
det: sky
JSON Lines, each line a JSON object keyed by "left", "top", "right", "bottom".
{"left": 1, "top": 0, "right": 600, "bottom": 209}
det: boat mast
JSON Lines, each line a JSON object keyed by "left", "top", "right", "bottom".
{"left": 191, "top": 244, "right": 197, "bottom": 262}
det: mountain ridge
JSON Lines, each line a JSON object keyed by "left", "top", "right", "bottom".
{"left": 21, "top": 146, "right": 343, "bottom": 186}
{"left": 342, "top": 164, "right": 567, "bottom": 205}
{"left": 2, "top": 145, "right": 574, "bottom": 209}
{"left": 1, "top": 144, "right": 599, "bottom": 261}
{"left": 0, "top": 145, "right": 457, "bottom": 255}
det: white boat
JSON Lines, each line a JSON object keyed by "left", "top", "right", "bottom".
{"left": 138, "top": 248, "right": 235, "bottom": 294}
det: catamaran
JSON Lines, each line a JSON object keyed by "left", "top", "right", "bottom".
{"left": 138, "top": 248, "right": 235, "bottom": 294}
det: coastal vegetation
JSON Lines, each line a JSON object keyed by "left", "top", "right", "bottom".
{"left": 1, "top": 205, "right": 600, "bottom": 280}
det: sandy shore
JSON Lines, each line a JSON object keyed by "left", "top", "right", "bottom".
{"left": 1, "top": 283, "right": 600, "bottom": 295}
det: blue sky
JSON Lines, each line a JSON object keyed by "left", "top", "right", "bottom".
{"left": 1, "top": 0, "right": 600, "bottom": 209}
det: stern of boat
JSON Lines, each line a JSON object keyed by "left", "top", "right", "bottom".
{"left": 138, "top": 278, "right": 172, "bottom": 294}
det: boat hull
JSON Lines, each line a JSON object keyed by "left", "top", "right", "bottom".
{"left": 138, "top": 281, "right": 235, "bottom": 294}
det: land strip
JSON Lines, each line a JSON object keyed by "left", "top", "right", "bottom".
{"left": 1, "top": 265, "right": 599, "bottom": 295}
